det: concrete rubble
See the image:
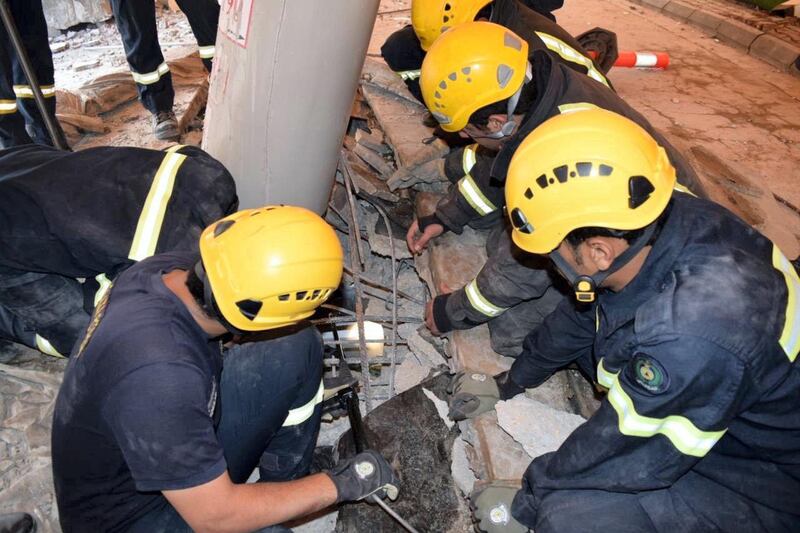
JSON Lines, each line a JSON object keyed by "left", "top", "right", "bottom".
{"left": 42, "top": 0, "right": 111, "bottom": 32}
{"left": 496, "top": 396, "right": 586, "bottom": 460}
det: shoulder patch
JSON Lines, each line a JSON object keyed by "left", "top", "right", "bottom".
{"left": 627, "top": 355, "right": 670, "bottom": 394}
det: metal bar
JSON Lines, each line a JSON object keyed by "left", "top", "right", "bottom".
{"left": 343, "top": 266, "right": 425, "bottom": 306}
{"left": 340, "top": 154, "right": 365, "bottom": 269}
{"left": 372, "top": 498, "right": 420, "bottom": 533}
{"left": 312, "top": 315, "right": 422, "bottom": 325}
{"left": 0, "top": 0, "right": 70, "bottom": 150}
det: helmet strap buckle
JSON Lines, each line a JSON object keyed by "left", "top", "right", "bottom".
{"left": 485, "top": 61, "right": 532, "bottom": 140}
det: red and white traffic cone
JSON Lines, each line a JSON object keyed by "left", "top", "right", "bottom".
{"left": 588, "top": 50, "right": 671, "bottom": 69}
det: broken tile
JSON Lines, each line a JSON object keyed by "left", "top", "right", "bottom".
{"left": 496, "top": 396, "right": 585, "bottom": 459}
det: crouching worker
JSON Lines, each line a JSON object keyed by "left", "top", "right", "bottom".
{"left": 454, "top": 110, "right": 800, "bottom": 532}
{"left": 51, "top": 206, "right": 399, "bottom": 533}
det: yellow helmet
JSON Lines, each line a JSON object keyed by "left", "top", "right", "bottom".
{"left": 199, "top": 206, "right": 343, "bottom": 332}
{"left": 412, "top": 0, "right": 491, "bottom": 51}
{"left": 420, "top": 21, "right": 529, "bottom": 132}
{"left": 506, "top": 109, "right": 676, "bottom": 255}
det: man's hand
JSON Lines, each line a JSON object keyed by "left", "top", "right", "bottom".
{"left": 471, "top": 482, "right": 527, "bottom": 533}
{"left": 406, "top": 218, "right": 444, "bottom": 255}
{"left": 325, "top": 450, "right": 400, "bottom": 503}
{"left": 447, "top": 371, "right": 501, "bottom": 421}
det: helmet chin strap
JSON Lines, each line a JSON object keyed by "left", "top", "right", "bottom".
{"left": 194, "top": 261, "right": 243, "bottom": 335}
{"left": 484, "top": 61, "right": 533, "bottom": 140}
{"left": 548, "top": 222, "right": 658, "bottom": 303}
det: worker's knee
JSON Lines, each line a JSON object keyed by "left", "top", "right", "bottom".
{"left": 525, "top": 488, "right": 652, "bottom": 533}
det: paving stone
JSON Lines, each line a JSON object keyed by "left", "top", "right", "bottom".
{"left": 639, "top": 0, "right": 670, "bottom": 10}
{"left": 687, "top": 9, "right": 725, "bottom": 32}
{"left": 662, "top": 1, "right": 696, "bottom": 21}
{"left": 496, "top": 396, "right": 585, "bottom": 459}
{"left": 749, "top": 34, "right": 800, "bottom": 70}
{"left": 716, "top": 18, "right": 764, "bottom": 50}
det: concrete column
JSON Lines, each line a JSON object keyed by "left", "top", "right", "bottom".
{"left": 203, "top": 0, "right": 380, "bottom": 213}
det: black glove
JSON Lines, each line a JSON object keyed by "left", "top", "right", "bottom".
{"left": 325, "top": 450, "right": 400, "bottom": 503}
{"left": 447, "top": 371, "right": 525, "bottom": 421}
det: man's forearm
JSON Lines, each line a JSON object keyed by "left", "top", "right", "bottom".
{"left": 166, "top": 472, "right": 338, "bottom": 533}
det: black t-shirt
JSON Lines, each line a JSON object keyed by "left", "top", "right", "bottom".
{"left": 51, "top": 252, "right": 224, "bottom": 533}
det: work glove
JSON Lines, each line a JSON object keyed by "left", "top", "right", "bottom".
{"left": 325, "top": 450, "right": 400, "bottom": 503}
{"left": 387, "top": 157, "right": 446, "bottom": 190}
{"left": 447, "top": 371, "right": 525, "bottom": 421}
{"left": 471, "top": 482, "right": 528, "bottom": 533}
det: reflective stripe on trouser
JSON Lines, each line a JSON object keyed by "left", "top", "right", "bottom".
{"left": 396, "top": 69, "right": 421, "bottom": 81}
{"left": 282, "top": 380, "right": 324, "bottom": 427}
{"left": 465, "top": 279, "right": 507, "bottom": 317}
{"left": 131, "top": 62, "right": 170, "bottom": 85}
{"left": 35, "top": 333, "right": 65, "bottom": 358}
{"left": 535, "top": 32, "right": 610, "bottom": 88}
{"left": 128, "top": 147, "right": 188, "bottom": 261}
{"left": 773, "top": 245, "right": 800, "bottom": 361}
{"left": 0, "top": 100, "right": 17, "bottom": 115}
{"left": 13, "top": 84, "right": 56, "bottom": 98}
{"left": 198, "top": 45, "right": 215, "bottom": 59}
{"left": 597, "top": 358, "right": 727, "bottom": 457}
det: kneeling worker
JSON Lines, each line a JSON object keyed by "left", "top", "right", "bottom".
{"left": 52, "top": 206, "right": 399, "bottom": 532}
{"left": 454, "top": 110, "right": 800, "bottom": 532}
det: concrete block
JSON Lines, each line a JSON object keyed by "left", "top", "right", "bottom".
{"left": 662, "top": 1, "right": 696, "bottom": 21}
{"left": 688, "top": 9, "right": 725, "bottom": 33}
{"left": 42, "top": 0, "right": 111, "bottom": 30}
{"left": 639, "top": 0, "right": 671, "bottom": 10}
{"left": 716, "top": 19, "right": 763, "bottom": 50}
{"left": 749, "top": 34, "right": 800, "bottom": 70}
{"left": 465, "top": 412, "right": 532, "bottom": 481}
{"left": 496, "top": 396, "right": 585, "bottom": 459}
{"left": 451, "top": 326, "right": 513, "bottom": 375}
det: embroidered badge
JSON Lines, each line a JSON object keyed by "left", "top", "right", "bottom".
{"left": 630, "top": 355, "right": 669, "bottom": 394}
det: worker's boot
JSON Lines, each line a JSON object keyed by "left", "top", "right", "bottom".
{"left": 0, "top": 512, "right": 36, "bottom": 533}
{"left": 152, "top": 111, "right": 180, "bottom": 141}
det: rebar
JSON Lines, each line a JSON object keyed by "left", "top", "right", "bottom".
{"left": 343, "top": 266, "right": 425, "bottom": 306}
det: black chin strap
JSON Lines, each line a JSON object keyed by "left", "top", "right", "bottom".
{"left": 549, "top": 222, "right": 658, "bottom": 303}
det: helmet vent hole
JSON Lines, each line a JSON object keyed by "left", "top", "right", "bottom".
{"left": 628, "top": 176, "right": 655, "bottom": 209}
{"left": 236, "top": 299, "right": 263, "bottom": 320}
{"left": 444, "top": 3, "right": 451, "bottom": 10}
{"left": 462, "top": 67, "right": 471, "bottom": 75}
{"left": 296, "top": 291, "right": 308, "bottom": 300}
{"left": 576, "top": 162, "right": 593, "bottom": 177}
{"left": 536, "top": 174, "right": 548, "bottom": 189}
{"left": 524, "top": 188, "right": 534, "bottom": 200}
{"left": 503, "top": 32, "right": 523, "bottom": 51}
{"left": 553, "top": 165, "right": 569, "bottom": 183}
{"left": 213, "top": 219, "right": 236, "bottom": 237}
{"left": 278, "top": 294, "right": 290, "bottom": 302}
{"left": 434, "top": 91, "right": 442, "bottom": 99}
{"left": 496, "top": 64, "right": 513, "bottom": 88}
{"left": 443, "top": 15, "right": 450, "bottom": 22}
{"left": 599, "top": 164, "right": 613, "bottom": 176}
{"left": 448, "top": 72, "right": 457, "bottom": 81}
{"left": 312, "top": 289, "right": 322, "bottom": 299}
{"left": 439, "top": 80, "right": 447, "bottom": 90}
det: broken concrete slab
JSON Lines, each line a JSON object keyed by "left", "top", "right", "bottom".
{"left": 42, "top": 0, "right": 111, "bottom": 31}
{"left": 364, "top": 210, "right": 413, "bottom": 260}
{"left": 462, "top": 412, "right": 531, "bottom": 481}
{"left": 524, "top": 372, "right": 575, "bottom": 413}
{"left": 353, "top": 143, "right": 395, "bottom": 178}
{"left": 73, "top": 58, "right": 102, "bottom": 72}
{"left": 57, "top": 112, "right": 107, "bottom": 134}
{"left": 496, "top": 396, "right": 585, "bottom": 460}
{"left": 394, "top": 353, "right": 434, "bottom": 394}
{"left": 0, "top": 364, "right": 63, "bottom": 533}
{"left": 361, "top": 57, "right": 422, "bottom": 107}
{"left": 343, "top": 150, "right": 399, "bottom": 203}
{"left": 355, "top": 127, "right": 392, "bottom": 156}
{"left": 398, "top": 323, "right": 448, "bottom": 367}
{"left": 451, "top": 435, "right": 477, "bottom": 496}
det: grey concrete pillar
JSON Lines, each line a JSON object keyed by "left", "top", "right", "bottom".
{"left": 203, "top": 0, "right": 380, "bottom": 213}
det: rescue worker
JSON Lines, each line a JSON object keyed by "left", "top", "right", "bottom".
{"left": 449, "top": 109, "right": 800, "bottom": 532}
{"left": 382, "top": 0, "right": 591, "bottom": 104}
{"left": 0, "top": 143, "right": 237, "bottom": 357}
{"left": 0, "top": 0, "right": 58, "bottom": 147}
{"left": 51, "top": 206, "right": 400, "bottom": 532}
{"left": 406, "top": 22, "right": 704, "bottom": 356}
{"left": 109, "top": 0, "right": 220, "bottom": 140}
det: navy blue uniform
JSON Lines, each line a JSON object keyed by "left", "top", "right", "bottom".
{"left": 0, "top": 144, "right": 237, "bottom": 355}
{"left": 381, "top": 0, "right": 596, "bottom": 104}
{"left": 507, "top": 193, "right": 800, "bottom": 532}
{"left": 52, "top": 252, "right": 324, "bottom": 532}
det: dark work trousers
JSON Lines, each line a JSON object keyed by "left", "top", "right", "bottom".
{"left": 516, "top": 468, "right": 800, "bottom": 533}
{"left": 127, "top": 326, "right": 324, "bottom": 533}
{"left": 381, "top": 25, "right": 426, "bottom": 103}
{"left": 0, "top": 0, "right": 56, "bottom": 148}
{"left": 0, "top": 269, "right": 90, "bottom": 357}
{"left": 483, "top": 225, "right": 565, "bottom": 357}
{"left": 109, "top": 0, "right": 220, "bottom": 115}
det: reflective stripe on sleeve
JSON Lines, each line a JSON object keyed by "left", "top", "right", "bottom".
{"left": 0, "top": 99, "right": 17, "bottom": 114}
{"left": 198, "top": 45, "right": 216, "bottom": 59}
{"left": 128, "top": 150, "right": 188, "bottom": 260}
{"left": 605, "top": 371, "right": 726, "bottom": 457}
{"left": 596, "top": 358, "right": 615, "bottom": 389}
{"left": 397, "top": 69, "right": 421, "bottom": 81}
{"left": 131, "top": 62, "right": 170, "bottom": 85}
{"left": 773, "top": 245, "right": 800, "bottom": 362}
{"left": 558, "top": 102, "right": 599, "bottom": 115}
{"left": 458, "top": 174, "right": 497, "bottom": 216}
{"left": 465, "top": 279, "right": 507, "bottom": 317}
{"left": 35, "top": 334, "right": 65, "bottom": 358}
{"left": 282, "top": 380, "right": 324, "bottom": 427}
{"left": 535, "top": 32, "right": 610, "bottom": 88}
{"left": 462, "top": 144, "right": 478, "bottom": 175}
{"left": 13, "top": 84, "right": 56, "bottom": 98}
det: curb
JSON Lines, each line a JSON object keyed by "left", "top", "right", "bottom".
{"left": 630, "top": 0, "right": 800, "bottom": 76}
